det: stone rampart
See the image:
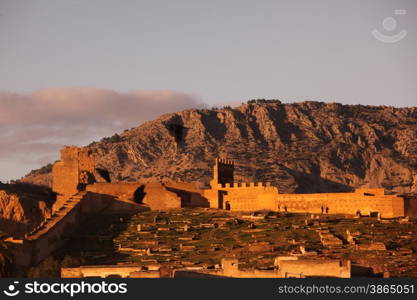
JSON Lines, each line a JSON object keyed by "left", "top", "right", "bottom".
{"left": 276, "top": 190, "right": 404, "bottom": 218}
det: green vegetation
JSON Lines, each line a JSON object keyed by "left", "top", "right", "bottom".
{"left": 100, "top": 133, "right": 123, "bottom": 143}
{"left": 247, "top": 99, "right": 281, "bottom": 105}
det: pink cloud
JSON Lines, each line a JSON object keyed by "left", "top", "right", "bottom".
{"left": 0, "top": 88, "right": 205, "bottom": 181}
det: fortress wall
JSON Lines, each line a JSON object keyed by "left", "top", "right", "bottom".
{"left": 205, "top": 183, "right": 278, "bottom": 211}
{"left": 86, "top": 182, "right": 143, "bottom": 202}
{"left": 219, "top": 182, "right": 274, "bottom": 189}
{"left": 224, "top": 188, "right": 278, "bottom": 211}
{"left": 206, "top": 158, "right": 404, "bottom": 217}
{"left": 101, "top": 198, "right": 148, "bottom": 214}
{"left": 165, "top": 188, "right": 209, "bottom": 208}
{"left": 31, "top": 202, "right": 83, "bottom": 265}
{"left": 164, "top": 181, "right": 209, "bottom": 207}
{"left": 84, "top": 184, "right": 148, "bottom": 214}
{"left": 203, "top": 189, "right": 220, "bottom": 208}
{"left": 80, "top": 191, "right": 116, "bottom": 214}
{"left": 187, "top": 193, "right": 209, "bottom": 207}
{"left": 276, "top": 192, "right": 404, "bottom": 218}
{"left": 205, "top": 181, "right": 403, "bottom": 217}
{"left": 143, "top": 183, "right": 182, "bottom": 210}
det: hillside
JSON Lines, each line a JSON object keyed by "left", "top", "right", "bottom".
{"left": 22, "top": 100, "right": 417, "bottom": 194}
{"left": 0, "top": 183, "right": 54, "bottom": 236}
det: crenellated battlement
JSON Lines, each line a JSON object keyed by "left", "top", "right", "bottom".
{"left": 217, "top": 182, "right": 273, "bottom": 190}
{"left": 215, "top": 158, "right": 234, "bottom": 166}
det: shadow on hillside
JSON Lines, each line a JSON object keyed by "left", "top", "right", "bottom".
{"left": 52, "top": 212, "right": 135, "bottom": 266}
{"left": 0, "top": 181, "right": 54, "bottom": 197}
{"left": 281, "top": 166, "right": 354, "bottom": 193}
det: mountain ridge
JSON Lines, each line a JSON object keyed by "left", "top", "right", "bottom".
{"left": 21, "top": 100, "right": 417, "bottom": 194}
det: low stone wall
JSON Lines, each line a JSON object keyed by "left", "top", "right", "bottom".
{"left": 219, "top": 258, "right": 279, "bottom": 278}
{"left": 180, "top": 257, "right": 351, "bottom": 278}
{"left": 61, "top": 265, "right": 153, "bottom": 278}
{"left": 275, "top": 257, "right": 351, "bottom": 278}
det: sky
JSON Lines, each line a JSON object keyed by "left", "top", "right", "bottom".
{"left": 0, "top": 0, "right": 416, "bottom": 181}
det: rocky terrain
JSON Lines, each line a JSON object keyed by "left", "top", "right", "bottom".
{"left": 0, "top": 183, "right": 54, "bottom": 236}
{"left": 22, "top": 100, "right": 417, "bottom": 194}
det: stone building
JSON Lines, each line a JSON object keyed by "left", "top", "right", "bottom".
{"left": 173, "top": 257, "right": 351, "bottom": 278}
{"left": 203, "top": 158, "right": 405, "bottom": 218}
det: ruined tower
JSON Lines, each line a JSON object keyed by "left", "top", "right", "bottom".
{"left": 52, "top": 146, "right": 96, "bottom": 211}
{"left": 210, "top": 158, "right": 234, "bottom": 188}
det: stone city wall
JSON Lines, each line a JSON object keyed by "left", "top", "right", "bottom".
{"left": 276, "top": 189, "right": 404, "bottom": 218}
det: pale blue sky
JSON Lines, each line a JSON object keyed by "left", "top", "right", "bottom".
{"left": 0, "top": 0, "right": 416, "bottom": 181}
{"left": 0, "top": 0, "right": 416, "bottom": 106}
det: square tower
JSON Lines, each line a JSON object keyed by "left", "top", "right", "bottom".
{"left": 210, "top": 158, "right": 234, "bottom": 188}
{"left": 52, "top": 146, "right": 96, "bottom": 211}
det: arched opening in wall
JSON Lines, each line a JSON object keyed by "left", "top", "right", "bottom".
{"left": 356, "top": 211, "right": 361, "bottom": 217}
{"left": 325, "top": 207, "right": 329, "bottom": 214}
{"left": 225, "top": 201, "right": 231, "bottom": 211}
{"left": 106, "top": 274, "right": 123, "bottom": 278}
{"left": 133, "top": 185, "right": 146, "bottom": 204}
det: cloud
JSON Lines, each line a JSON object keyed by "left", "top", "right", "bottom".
{"left": 0, "top": 88, "right": 205, "bottom": 181}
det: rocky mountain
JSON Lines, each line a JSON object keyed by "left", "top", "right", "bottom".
{"left": 22, "top": 100, "right": 417, "bottom": 194}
